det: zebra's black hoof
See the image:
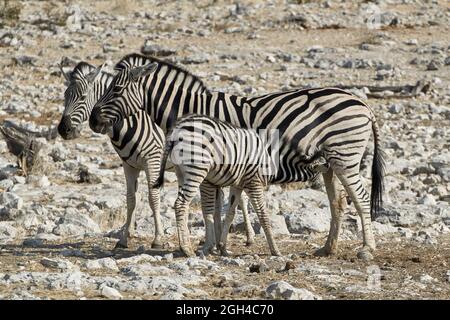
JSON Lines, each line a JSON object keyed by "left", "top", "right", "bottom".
{"left": 357, "top": 248, "right": 374, "bottom": 261}
{"left": 181, "top": 247, "right": 196, "bottom": 257}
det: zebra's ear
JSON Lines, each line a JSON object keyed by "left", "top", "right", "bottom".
{"left": 59, "top": 64, "right": 71, "bottom": 82}
{"left": 130, "top": 62, "right": 158, "bottom": 81}
{"left": 85, "top": 63, "right": 105, "bottom": 84}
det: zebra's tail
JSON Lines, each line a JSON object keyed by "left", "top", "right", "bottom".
{"left": 153, "top": 138, "right": 175, "bottom": 189}
{"left": 370, "top": 115, "right": 385, "bottom": 221}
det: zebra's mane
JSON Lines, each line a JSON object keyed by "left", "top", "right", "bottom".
{"left": 115, "top": 53, "right": 210, "bottom": 94}
{"left": 70, "top": 62, "right": 96, "bottom": 82}
{"left": 69, "top": 62, "right": 114, "bottom": 83}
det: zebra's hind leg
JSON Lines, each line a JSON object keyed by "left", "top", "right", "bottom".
{"left": 174, "top": 194, "right": 196, "bottom": 257}
{"left": 173, "top": 166, "right": 207, "bottom": 257}
{"left": 314, "top": 169, "right": 346, "bottom": 257}
{"left": 239, "top": 193, "right": 255, "bottom": 246}
{"left": 335, "top": 169, "right": 376, "bottom": 261}
{"left": 199, "top": 182, "right": 219, "bottom": 255}
{"left": 145, "top": 165, "right": 164, "bottom": 249}
{"left": 245, "top": 184, "right": 281, "bottom": 256}
{"left": 115, "top": 162, "right": 140, "bottom": 249}
{"left": 219, "top": 187, "right": 243, "bottom": 256}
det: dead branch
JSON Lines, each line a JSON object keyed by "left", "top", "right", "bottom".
{"left": 0, "top": 121, "right": 45, "bottom": 176}
{"left": 333, "top": 79, "right": 432, "bottom": 99}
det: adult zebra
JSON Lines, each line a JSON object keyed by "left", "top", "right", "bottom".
{"left": 57, "top": 60, "right": 256, "bottom": 250}
{"left": 57, "top": 61, "right": 164, "bottom": 249}
{"left": 89, "top": 53, "right": 385, "bottom": 259}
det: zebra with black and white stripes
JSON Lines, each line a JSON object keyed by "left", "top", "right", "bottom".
{"left": 58, "top": 60, "right": 256, "bottom": 250}
{"left": 153, "top": 114, "right": 328, "bottom": 256}
{"left": 89, "top": 53, "right": 385, "bottom": 259}
{"left": 57, "top": 62, "right": 164, "bottom": 249}
{"left": 58, "top": 62, "right": 113, "bottom": 140}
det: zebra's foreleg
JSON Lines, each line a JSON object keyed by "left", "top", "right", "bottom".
{"left": 219, "top": 187, "right": 243, "bottom": 256}
{"left": 245, "top": 184, "right": 281, "bottom": 256}
{"left": 335, "top": 169, "right": 376, "bottom": 260}
{"left": 199, "top": 182, "right": 218, "bottom": 255}
{"left": 239, "top": 192, "right": 255, "bottom": 246}
{"left": 116, "top": 162, "right": 140, "bottom": 249}
{"left": 214, "top": 188, "right": 224, "bottom": 249}
{"left": 145, "top": 165, "right": 163, "bottom": 249}
{"left": 315, "top": 169, "right": 345, "bottom": 257}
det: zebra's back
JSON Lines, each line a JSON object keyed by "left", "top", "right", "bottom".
{"left": 168, "top": 114, "right": 270, "bottom": 189}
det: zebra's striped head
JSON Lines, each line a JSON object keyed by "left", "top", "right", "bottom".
{"left": 89, "top": 57, "right": 158, "bottom": 134}
{"left": 58, "top": 62, "right": 107, "bottom": 139}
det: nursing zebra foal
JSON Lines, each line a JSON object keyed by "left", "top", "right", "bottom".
{"left": 153, "top": 114, "right": 328, "bottom": 256}
{"left": 89, "top": 53, "right": 385, "bottom": 259}
{"left": 57, "top": 62, "right": 164, "bottom": 249}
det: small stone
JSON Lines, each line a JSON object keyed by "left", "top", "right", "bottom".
{"left": 22, "top": 238, "right": 44, "bottom": 247}
{"left": 0, "top": 192, "right": 23, "bottom": 210}
{"left": 102, "top": 44, "right": 119, "bottom": 53}
{"left": 388, "top": 104, "right": 403, "bottom": 114}
{"left": 411, "top": 257, "right": 421, "bottom": 263}
{"left": 0, "top": 222, "right": 17, "bottom": 240}
{"left": 419, "top": 274, "right": 436, "bottom": 284}
{"left": 84, "top": 258, "right": 119, "bottom": 272}
{"left": 284, "top": 261, "right": 297, "bottom": 271}
{"left": 357, "top": 250, "right": 374, "bottom": 261}
{"left": 141, "top": 41, "right": 176, "bottom": 57}
{"left": 160, "top": 292, "right": 184, "bottom": 300}
{"left": 266, "top": 55, "right": 276, "bottom": 63}
{"left": 12, "top": 176, "right": 26, "bottom": 184}
{"left": 40, "top": 257, "right": 78, "bottom": 271}
{"left": 13, "top": 55, "right": 37, "bottom": 66}
{"left": 265, "top": 281, "right": 321, "bottom": 300}
{"left": 418, "top": 194, "right": 436, "bottom": 206}
{"left": 427, "top": 60, "right": 440, "bottom": 71}
{"left": 445, "top": 57, "right": 450, "bottom": 66}
{"left": 405, "top": 39, "right": 418, "bottom": 45}
{"left": 0, "top": 179, "right": 13, "bottom": 191}
{"left": 163, "top": 253, "right": 173, "bottom": 262}
{"left": 78, "top": 165, "right": 101, "bottom": 184}
{"left": 249, "top": 261, "right": 269, "bottom": 273}
{"left": 100, "top": 285, "right": 123, "bottom": 300}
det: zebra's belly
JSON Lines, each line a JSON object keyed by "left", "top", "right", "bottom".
{"left": 205, "top": 164, "right": 258, "bottom": 188}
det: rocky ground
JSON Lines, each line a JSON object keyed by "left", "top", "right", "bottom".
{"left": 0, "top": 0, "right": 449, "bottom": 300}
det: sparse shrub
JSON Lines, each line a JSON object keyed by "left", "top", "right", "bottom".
{"left": 42, "top": 2, "right": 68, "bottom": 27}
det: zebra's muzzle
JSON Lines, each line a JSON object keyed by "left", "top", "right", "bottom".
{"left": 89, "top": 107, "right": 111, "bottom": 134}
{"left": 57, "top": 116, "right": 81, "bottom": 140}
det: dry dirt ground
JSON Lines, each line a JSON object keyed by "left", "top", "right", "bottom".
{"left": 0, "top": 233, "right": 449, "bottom": 299}
{"left": 0, "top": 0, "right": 449, "bottom": 300}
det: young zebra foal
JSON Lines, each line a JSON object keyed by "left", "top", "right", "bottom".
{"left": 154, "top": 114, "right": 329, "bottom": 257}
